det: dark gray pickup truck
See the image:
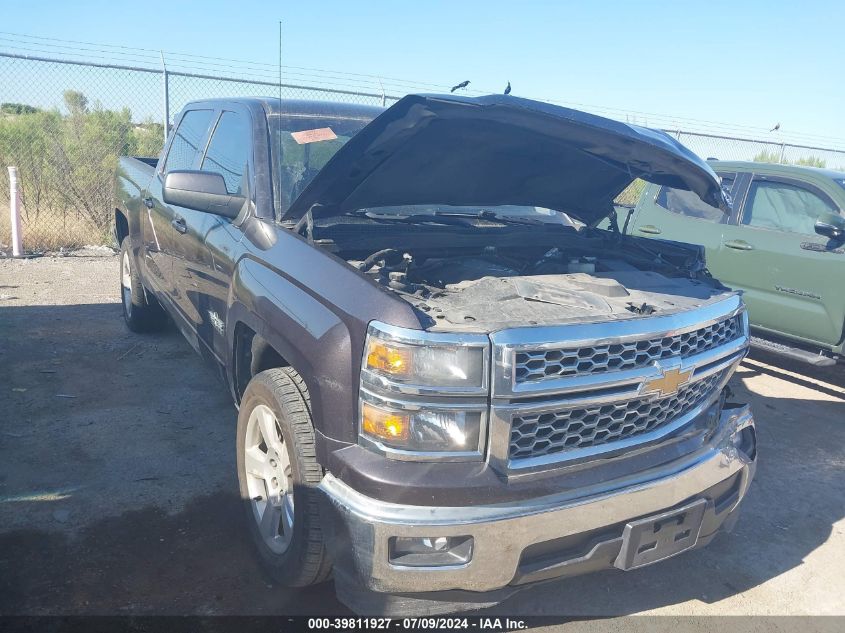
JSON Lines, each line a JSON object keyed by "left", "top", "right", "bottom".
{"left": 115, "top": 94, "right": 757, "bottom": 614}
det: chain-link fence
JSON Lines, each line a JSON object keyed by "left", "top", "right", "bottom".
{"left": 0, "top": 52, "right": 398, "bottom": 253}
{"left": 612, "top": 132, "right": 845, "bottom": 207}
{"left": 671, "top": 130, "right": 845, "bottom": 171}
{"left": 2, "top": 51, "right": 844, "bottom": 254}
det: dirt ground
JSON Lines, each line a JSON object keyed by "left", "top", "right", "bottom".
{"left": 1, "top": 253, "right": 843, "bottom": 620}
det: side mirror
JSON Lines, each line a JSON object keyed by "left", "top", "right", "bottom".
{"left": 162, "top": 170, "right": 245, "bottom": 219}
{"left": 814, "top": 212, "right": 845, "bottom": 240}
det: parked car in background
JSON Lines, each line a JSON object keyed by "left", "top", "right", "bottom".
{"left": 114, "top": 94, "right": 757, "bottom": 614}
{"left": 619, "top": 161, "right": 845, "bottom": 365}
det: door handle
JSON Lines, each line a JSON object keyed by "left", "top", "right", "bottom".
{"left": 142, "top": 197, "right": 154, "bottom": 209}
{"left": 637, "top": 225, "right": 662, "bottom": 235}
{"left": 724, "top": 239, "right": 753, "bottom": 251}
{"left": 171, "top": 217, "right": 188, "bottom": 234}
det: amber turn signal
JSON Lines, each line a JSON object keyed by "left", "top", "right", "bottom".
{"left": 366, "top": 342, "right": 411, "bottom": 376}
{"left": 361, "top": 401, "right": 410, "bottom": 443}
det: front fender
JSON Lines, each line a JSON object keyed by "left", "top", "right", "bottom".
{"left": 224, "top": 223, "right": 424, "bottom": 447}
{"left": 227, "top": 258, "right": 357, "bottom": 443}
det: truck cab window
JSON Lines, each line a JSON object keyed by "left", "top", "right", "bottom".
{"left": 655, "top": 185, "right": 730, "bottom": 224}
{"left": 163, "top": 109, "right": 214, "bottom": 173}
{"left": 743, "top": 180, "right": 837, "bottom": 235}
{"left": 201, "top": 111, "right": 251, "bottom": 195}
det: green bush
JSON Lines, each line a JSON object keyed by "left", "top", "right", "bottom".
{"left": 794, "top": 156, "right": 826, "bottom": 168}
{"left": 0, "top": 102, "right": 40, "bottom": 115}
{"left": 753, "top": 149, "right": 827, "bottom": 168}
{"left": 0, "top": 91, "right": 164, "bottom": 249}
{"left": 752, "top": 149, "right": 782, "bottom": 164}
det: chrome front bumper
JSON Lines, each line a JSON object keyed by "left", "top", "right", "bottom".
{"left": 319, "top": 404, "right": 756, "bottom": 595}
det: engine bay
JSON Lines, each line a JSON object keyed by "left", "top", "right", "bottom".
{"left": 347, "top": 242, "right": 729, "bottom": 330}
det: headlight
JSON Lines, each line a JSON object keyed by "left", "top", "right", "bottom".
{"left": 362, "top": 321, "right": 488, "bottom": 394}
{"left": 359, "top": 322, "right": 489, "bottom": 460}
{"left": 366, "top": 341, "right": 484, "bottom": 388}
{"left": 358, "top": 396, "right": 486, "bottom": 458}
{"left": 360, "top": 396, "right": 484, "bottom": 453}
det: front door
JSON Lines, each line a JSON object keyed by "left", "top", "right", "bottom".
{"left": 169, "top": 109, "right": 252, "bottom": 361}
{"left": 148, "top": 108, "right": 216, "bottom": 313}
{"left": 716, "top": 174, "right": 845, "bottom": 346}
{"left": 627, "top": 172, "right": 742, "bottom": 267}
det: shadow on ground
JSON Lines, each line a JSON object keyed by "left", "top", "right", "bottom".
{"left": 0, "top": 492, "right": 344, "bottom": 615}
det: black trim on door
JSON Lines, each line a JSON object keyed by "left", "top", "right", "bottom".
{"left": 724, "top": 172, "right": 752, "bottom": 225}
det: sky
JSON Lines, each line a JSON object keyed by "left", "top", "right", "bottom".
{"left": 1, "top": 0, "right": 843, "bottom": 146}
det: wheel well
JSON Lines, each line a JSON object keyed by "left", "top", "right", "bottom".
{"left": 233, "top": 323, "right": 290, "bottom": 401}
{"left": 115, "top": 209, "right": 129, "bottom": 245}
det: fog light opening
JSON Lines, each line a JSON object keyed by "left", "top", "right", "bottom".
{"left": 731, "top": 426, "right": 756, "bottom": 460}
{"left": 389, "top": 535, "right": 474, "bottom": 567}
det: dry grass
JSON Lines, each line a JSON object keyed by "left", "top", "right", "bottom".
{"left": 0, "top": 203, "right": 111, "bottom": 253}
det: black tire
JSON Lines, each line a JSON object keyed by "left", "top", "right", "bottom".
{"left": 119, "top": 237, "right": 166, "bottom": 333}
{"left": 236, "top": 367, "right": 332, "bottom": 587}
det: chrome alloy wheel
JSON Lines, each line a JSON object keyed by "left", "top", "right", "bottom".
{"left": 121, "top": 249, "right": 133, "bottom": 317}
{"left": 244, "top": 404, "right": 295, "bottom": 553}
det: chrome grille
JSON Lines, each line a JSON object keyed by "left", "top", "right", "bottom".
{"left": 514, "top": 315, "right": 742, "bottom": 383}
{"left": 509, "top": 371, "right": 724, "bottom": 460}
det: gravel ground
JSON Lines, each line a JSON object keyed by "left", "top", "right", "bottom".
{"left": 1, "top": 253, "right": 843, "bottom": 621}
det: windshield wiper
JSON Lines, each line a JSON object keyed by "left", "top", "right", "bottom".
{"left": 352, "top": 209, "right": 548, "bottom": 227}
{"left": 352, "top": 210, "right": 476, "bottom": 226}
{"left": 439, "top": 209, "right": 549, "bottom": 226}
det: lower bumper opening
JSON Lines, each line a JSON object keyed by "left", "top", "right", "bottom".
{"left": 511, "top": 471, "right": 743, "bottom": 586}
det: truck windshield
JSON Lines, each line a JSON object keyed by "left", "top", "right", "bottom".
{"left": 271, "top": 113, "right": 373, "bottom": 213}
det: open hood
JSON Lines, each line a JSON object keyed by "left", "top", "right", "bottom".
{"left": 282, "top": 93, "right": 729, "bottom": 224}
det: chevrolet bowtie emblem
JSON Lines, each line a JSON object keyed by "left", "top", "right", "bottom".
{"left": 642, "top": 366, "right": 693, "bottom": 397}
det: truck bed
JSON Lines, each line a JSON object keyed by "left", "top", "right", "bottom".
{"left": 117, "top": 156, "right": 158, "bottom": 200}
{"left": 131, "top": 156, "right": 158, "bottom": 168}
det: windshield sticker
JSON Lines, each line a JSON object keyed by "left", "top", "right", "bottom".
{"left": 291, "top": 127, "right": 338, "bottom": 144}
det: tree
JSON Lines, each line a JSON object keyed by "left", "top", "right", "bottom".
{"left": 1, "top": 92, "right": 166, "bottom": 249}
{"left": 63, "top": 90, "right": 89, "bottom": 115}
{"left": 127, "top": 119, "right": 165, "bottom": 157}
{"left": 1, "top": 103, "right": 40, "bottom": 115}
{"left": 0, "top": 107, "right": 62, "bottom": 224}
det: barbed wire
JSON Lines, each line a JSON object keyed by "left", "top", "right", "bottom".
{"left": 0, "top": 33, "right": 456, "bottom": 96}
{"left": 0, "top": 31, "right": 451, "bottom": 88}
{"left": 2, "top": 30, "right": 843, "bottom": 147}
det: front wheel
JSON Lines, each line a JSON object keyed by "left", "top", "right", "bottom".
{"left": 236, "top": 367, "right": 332, "bottom": 587}
{"left": 119, "top": 237, "right": 166, "bottom": 333}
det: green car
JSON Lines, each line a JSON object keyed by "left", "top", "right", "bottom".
{"left": 619, "top": 161, "right": 845, "bottom": 365}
